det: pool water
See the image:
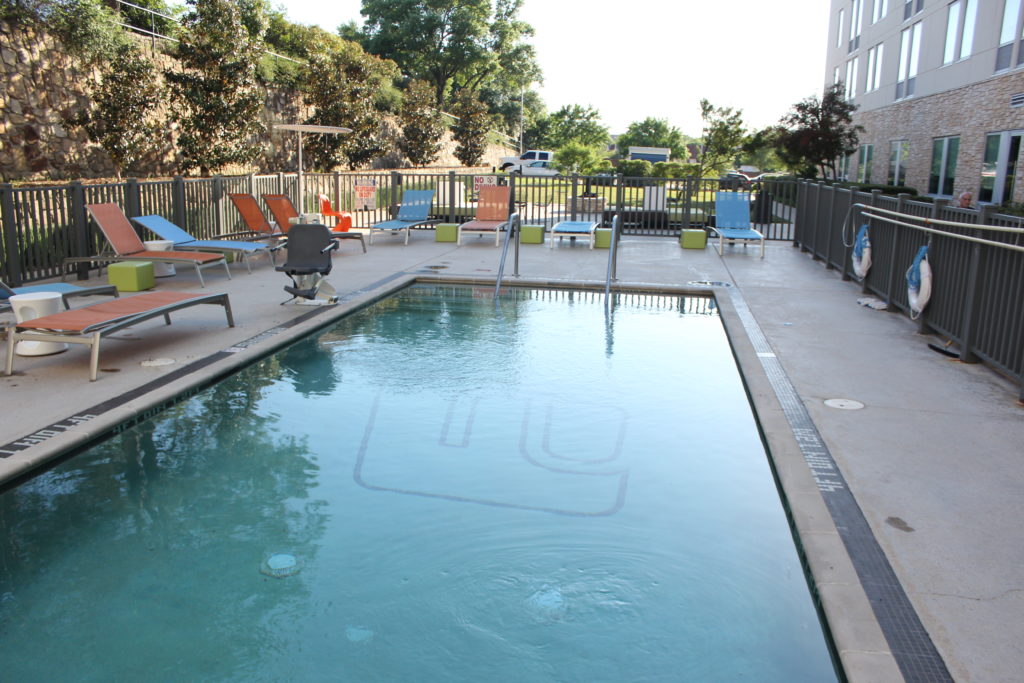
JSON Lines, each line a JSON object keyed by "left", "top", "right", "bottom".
{"left": 0, "top": 285, "right": 838, "bottom": 682}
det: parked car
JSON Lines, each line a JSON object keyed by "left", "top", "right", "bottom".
{"left": 499, "top": 150, "right": 554, "bottom": 173}
{"left": 718, "top": 171, "right": 752, "bottom": 190}
{"left": 509, "top": 160, "right": 559, "bottom": 177}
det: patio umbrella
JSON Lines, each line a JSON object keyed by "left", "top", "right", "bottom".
{"left": 275, "top": 124, "right": 352, "bottom": 213}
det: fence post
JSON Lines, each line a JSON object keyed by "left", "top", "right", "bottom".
{"left": 213, "top": 175, "right": 224, "bottom": 235}
{"left": 840, "top": 186, "right": 858, "bottom": 279}
{"left": 569, "top": 174, "right": 578, "bottom": 222}
{"left": 824, "top": 184, "right": 841, "bottom": 269}
{"left": 863, "top": 189, "right": 882, "bottom": 293}
{"left": 248, "top": 172, "right": 256, "bottom": 196}
{"left": 807, "top": 181, "right": 824, "bottom": 255}
{"left": 125, "top": 178, "right": 141, "bottom": 218}
{"left": 0, "top": 183, "right": 22, "bottom": 285}
{"left": 390, "top": 171, "right": 401, "bottom": 215}
{"left": 333, "top": 172, "right": 341, "bottom": 213}
{"left": 172, "top": 176, "right": 186, "bottom": 228}
{"left": 958, "top": 204, "right": 993, "bottom": 364}
{"left": 884, "top": 193, "right": 909, "bottom": 312}
{"left": 793, "top": 180, "right": 805, "bottom": 246}
{"left": 277, "top": 172, "right": 285, "bottom": 196}
{"left": 915, "top": 198, "right": 948, "bottom": 334}
{"left": 70, "top": 181, "right": 89, "bottom": 281}
{"left": 448, "top": 171, "right": 457, "bottom": 224}
{"left": 615, "top": 174, "right": 624, "bottom": 232}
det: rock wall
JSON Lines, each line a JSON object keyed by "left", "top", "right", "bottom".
{"left": 0, "top": 20, "right": 515, "bottom": 182}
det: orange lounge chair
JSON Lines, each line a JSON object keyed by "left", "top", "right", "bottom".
{"left": 228, "top": 193, "right": 284, "bottom": 241}
{"left": 4, "top": 290, "right": 234, "bottom": 380}
{"left": 457, "top": 185, "right": 511, "bottom": 246}
{"left": 64, "top": 204, "right": 231, "bottom": 287}
{"left": 263, "top": 194, "right": 365, "bottom": 252}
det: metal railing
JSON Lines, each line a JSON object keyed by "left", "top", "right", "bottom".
{"left": 0, "top": 173, "right": 799, "bottom": 286}
{"left": 795, "top": 180, "right": 1024, "bottom": 399}
{"left": 494, "top": 212, "right": 520, "bottom": 297}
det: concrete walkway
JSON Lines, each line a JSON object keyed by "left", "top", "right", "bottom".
{"left": 2, "top": 232, "right": 1021, "bottom": 682}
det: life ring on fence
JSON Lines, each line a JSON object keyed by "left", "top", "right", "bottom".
{"left": 852, "top": 224, "right": 872, "bottom": 279}
{"left": 906, "top": 245, "right": 932, "bottom": 318}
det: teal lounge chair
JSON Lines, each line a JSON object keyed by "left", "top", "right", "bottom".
{"left": 369, "top": 190, "right": 436, "bottom": 245}
{"left": 131, "top": 214, "right": 278, "bottom": 273}
{"left": 711, "top": 192, "right": 765, "bottom": 258}
{"left": 1, "top": 278, "right": 118, "bottom": 313}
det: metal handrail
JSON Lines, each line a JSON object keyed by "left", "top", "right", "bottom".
{"left": 604, "top": 214, "right": 620, "bottom": 311}
{"left": 855, "top": 204, "right": 1024, "bottom": 254}
{"left": 494, "top": 212, "right": 520, "bottom": 297}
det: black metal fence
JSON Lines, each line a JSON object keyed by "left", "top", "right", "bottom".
{"left": 0, "top": 172, "right": 798, "bottom": 286}
{"left": 795, "top": 180, "right": 1024, "bottom": 399}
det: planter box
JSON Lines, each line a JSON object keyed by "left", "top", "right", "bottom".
{"left": 435, "top": 223, "right": 458, "bottom": 242}
{"left": 520, "top": 225, "right": 545, "bottom": 244}
{"left": 107, "top": 261, "right": 155, "bottom": 292}
{"left": 680, "top": 229, "right": 707, "bottom": 249}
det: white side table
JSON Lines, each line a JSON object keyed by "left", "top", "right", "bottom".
{"left": 10, "top": 291, "right": 68, "bottom": 356}
{"left": 143, "top": 239, "right": 176, "bottom": 277}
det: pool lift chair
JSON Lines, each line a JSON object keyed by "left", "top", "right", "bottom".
{"left": 276, "top": 224, "right": 339, "bottom": 305}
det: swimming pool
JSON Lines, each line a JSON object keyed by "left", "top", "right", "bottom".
{"left": 0, "top": 284, "right": 838, "bottom": 681}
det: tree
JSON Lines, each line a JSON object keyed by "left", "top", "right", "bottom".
{"left": 165, "top": 0, "right": 266, "bottom": 176}
{"left": 616, "top": 117, "right": 689, "bottom": 162}
{"left": 776, "top": 84, "right": 862, "bottom": 180}
{"left": 693, "top": 99, "right": 745, "bottom": 180}
{"left": 82, "top": 43, "right": 164, "bottom": 178}
{"left": 301, "top": 37, "right": 399, "bottom": 170}
{"left": 551, "top": 141, "right": 604, "bottom": 175}
{"left": 533, "top": 105, "right": 609, "bottom": 149}
{"left": 451, "top": 90, "right": 492, "bottom": 167}
{"left": 399, "top": 79, "right": 445, "bottom": 167}
{"left": 360, "top": 0, "right": 539, "bottom": 108}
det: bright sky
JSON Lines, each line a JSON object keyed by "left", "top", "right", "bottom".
{"left": 279, "top": 0, "right": 830, "bottom": 137}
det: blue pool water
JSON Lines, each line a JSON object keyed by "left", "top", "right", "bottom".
{"left": 0, "top": 285, "right": 838, "bottom": 681}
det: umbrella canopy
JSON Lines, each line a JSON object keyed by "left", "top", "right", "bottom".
{"left": 275, "top": 124, "right": 352, "bottom": 211}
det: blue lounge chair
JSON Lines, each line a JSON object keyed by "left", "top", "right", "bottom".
{"left": 1, "top": 278, "right": 118, "bottom": 312}
{"left": 131, "top": 214, "right": 278, "bottom": 273}
{"left": 711, "top": 192, "right": 765, "bottom": 258}
{"left": 369, "top": 190, "right": 436, "bottom": 245}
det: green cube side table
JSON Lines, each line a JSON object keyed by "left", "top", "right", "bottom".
{"left": 435, "top": 223, "right": 458, "bottom": 242}
{"left": 108, "top": 261, "right": 155, "bottom": 292}
{"left": 594, "top": 229, "right": 612, "bottom": 249}
{"left": 520, "top": 225, "right": 544, "bottom": 244}
{"left": 680, "top": 229, "right": 707, "bottom": 249}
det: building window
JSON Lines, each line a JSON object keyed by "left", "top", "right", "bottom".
{"left": 850, "top": 0, "right": 863, "bottom": 51}
{"left": 845, "top": 57, "right": 860, "bottom": 99}
{"left": 858, "top": 144, "right": 874, "bottom": 183}
{"left": 839, "top": 153, "right": 853, "bottom": 182}
{"left": 896, "top": 22, "right": 921, "bottom": 99}
{"left": 995, "top": 0, "right": 1023, "bottom": 71}
{"left": 979, "top": 130, "right": 1023, "bottom": 204}
{"left": 872, "top": 0, "right": 889, "bottom": 23}
{"left": 945, "top": 0, "right": 978, "bottom": 64}
{"left": 929, "top": 136, "right": 959, "bottom": 196}
{"left": 837, "top": 8, "right": 845, "bottom": 49}
{"left": 866, "top": 43, "right": 884, "bottom": 91}
{"left": 889, "top": 140, "right": 909, "bottom": 186}
{"left": 903, "top": 0, "right": 924, "bottom": 20}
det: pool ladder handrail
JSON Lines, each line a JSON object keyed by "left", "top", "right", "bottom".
{"left": 604, "top": 214, "right": 621, "bottom": 311}
{"left": 494, "top": 212, "right": 521, "bottom": 297}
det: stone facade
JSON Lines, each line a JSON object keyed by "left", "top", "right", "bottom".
{"left": 852, "top": 70, "right": 1024, "bottom": 204}
{"left": 0, "top": 21, "right": 514, "bottom": 182}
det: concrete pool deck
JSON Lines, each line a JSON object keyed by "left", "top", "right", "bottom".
{"left": 2, "top": 232, "right": 1022, "bottom": 682}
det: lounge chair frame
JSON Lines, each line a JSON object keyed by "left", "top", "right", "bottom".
{"left": 263, "top": 194, "right": 365, "bottom": 252}
{"left": 549, "top": 220, "right": 598, "bottom": 249}
{"left": 4, "top": 291, "right": 234, "bottom": 381}
{"left": 710, "top": 192, "right": 765, "bottom": 259}
{"left": 2, "top": 280, "right": 118, "bottom": 312}
{"left": 131, "top": 215, "right": 279, "bottom": 273}
{"left": 63, "top": 204, "right": 232, "bottom": 287}
{"left": 458, "top": 186, "right": 511, "bottom": 246}
{"left": 368, "top": 190, "right": 437, "bottom": 245}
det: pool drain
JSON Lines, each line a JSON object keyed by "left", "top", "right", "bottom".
{"left": 824, "top": 398, "right": 865, "bottom": 410}
{"left": 261, "top": 553, "right": 301, "bottom": 578}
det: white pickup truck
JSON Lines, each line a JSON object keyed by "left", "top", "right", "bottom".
{"left": 499, "top": 150, "right": 558, "bottom": 175}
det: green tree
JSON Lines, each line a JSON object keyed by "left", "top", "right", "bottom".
{"left": 45, "top": 0, "right": 131, "bottom": 62}
{"left": 165, "top": 0, "right": 266, "bottom": 176}
{"left": 301, "top": 37, "right": 399, "bottom": 170}
{"left": 360, "top": 0, "right": 539, "bottom": 108}
{"left": 399, "top": 79, "right": 445, "bottom": 167}
{"left": 451, "top": 90, "right": 492, "bottom": 167}
{"left": 81, "top": 43, "right": 164, "bottom": 177}
{"left": 776, "top": 84, "right": 862, "bottom": 180}
{"left": 616, "top": 117, "right": 688, "bottom": 162}
{"left": 534, "top": 104, "right": 609, "bottom": 149}
{"left": 551, "top": 141, "right": 604, "bottom": 175}
{"left": 694, "top": 99, "right": 745, "bottom": 179}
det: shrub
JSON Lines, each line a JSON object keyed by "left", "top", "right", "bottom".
{"left": 618, "top": 159, "right": 652, "bottom": 178}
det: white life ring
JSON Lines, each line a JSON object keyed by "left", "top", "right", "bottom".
{"left": 906, "top": 246, "right": 932, "bottom": 318}
{"left": 852, "top": 224, "right": 872, "bottom": 279}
